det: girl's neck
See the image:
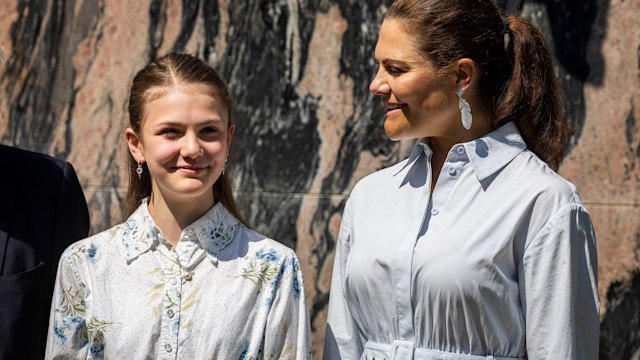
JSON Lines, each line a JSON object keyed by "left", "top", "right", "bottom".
{"left": 147, "top": 192, "right": 215, "bottom": 247}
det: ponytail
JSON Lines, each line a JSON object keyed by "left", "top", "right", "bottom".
{"left": 495, "top": 15, "right": 572, "bottom": 170}
{"left": 387, "top": 1, "right": 572, "bottom": 170}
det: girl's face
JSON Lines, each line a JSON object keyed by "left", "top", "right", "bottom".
{"left": 126, "top": 85, "right": 234, "bottom": 207}
{"left": 369, "top": 19, "right": 459, "bottom": 141}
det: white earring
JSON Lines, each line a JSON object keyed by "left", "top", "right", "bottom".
{"left": 457, "top": 88, "right": 472, "bottom": 130}
{"left": 222, "top": 157, "right": 228, "bottom": 176}
{"left": 136, "top": 162, "right": 143, "bottom": 179}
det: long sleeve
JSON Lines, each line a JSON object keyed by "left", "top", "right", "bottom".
{"left": 264, "top": 251, "right": 312, "bottom": 360}
{"left": 324, "top": 196, "right": 363, "bottom": 360}
{"left": 45, "top": 249, "right": 91, "bottom": 359}
{"left": 519, "top": 204, "right": 600, "bottom": 359}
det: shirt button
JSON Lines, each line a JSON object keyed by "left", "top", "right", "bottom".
{"left": 448, "top": 167, "right": 457, "bottom": 176}
{"left": 431, "top": 208, "right": 439, "bottom": 216}
{"left": 164, "top": 344, "right": 172, "bottom": 353}
{"left": 170, "top": 278, "right": 177, "bottom": 285}
{"left": 167, "top": 309, "right": 174, "bottom": 318}
{"left": 456, "top": 146, "right": 465, "bottom": 155}
{"left": 181, "top": 247, "right": 189, "bottom": 253}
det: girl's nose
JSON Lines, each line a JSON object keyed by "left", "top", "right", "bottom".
{"left": 181, "top": 133, "right": 204, "bottom": 158}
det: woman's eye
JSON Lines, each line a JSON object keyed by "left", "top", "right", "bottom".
{"left": 387, "top": 66, "right": 404, "bottom": 76}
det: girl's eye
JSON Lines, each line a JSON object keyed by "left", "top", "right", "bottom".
{"left": 161, "top": 128, "right": 180, "bottom": 137}
{"left": 201, "top": 127, "right": 218, "bottom": 134}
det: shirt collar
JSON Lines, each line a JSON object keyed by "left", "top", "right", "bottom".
{"left": 394, "top": 121, "right": 526, "bottom": 182}
{"left": 463, "top": 122, "right": 527, "bottom": 182}
{"left": 121, "top": 200, "right": 240, "bottom": 263}
{"left": 395, "top": 141, "right": 432, "bottom": 175}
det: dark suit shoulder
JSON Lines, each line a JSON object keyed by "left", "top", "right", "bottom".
{"left": 0, "top": 144, "right": 67, "bottom": 175}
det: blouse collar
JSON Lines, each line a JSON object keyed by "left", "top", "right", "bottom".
{"left": 121, "top": 200, "right": 240, "bottom": 263}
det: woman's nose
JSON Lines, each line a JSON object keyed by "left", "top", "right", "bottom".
{"left": 369, "top": 71, "right": 390, "bottom": 95}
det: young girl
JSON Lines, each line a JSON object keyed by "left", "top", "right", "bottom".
{"left": 46, "top": 53, "right": 311, "bottom": 359}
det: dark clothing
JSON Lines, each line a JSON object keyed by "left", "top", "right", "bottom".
{"left": 0, "top": 145, "right": 90, "bottom": 360}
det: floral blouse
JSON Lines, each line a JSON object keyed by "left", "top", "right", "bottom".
{"left": 46, "top": 202, "right": 311, "bottom": 359}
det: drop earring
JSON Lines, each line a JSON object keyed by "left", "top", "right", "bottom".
{"left": 136, "top": 161, "right": 144, "bottom": 179}
{"left": 457, "top": 88, "right": 472, "bottom": 130}
{"left": 222, "top": 157, "right": 228, "bottom": 176}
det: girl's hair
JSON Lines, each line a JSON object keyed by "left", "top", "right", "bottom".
{"left": 387, "top": 0, "right": 571, "bottom": 169}
{"left": 123, "top": 53, "right": 249, "bottom": 226}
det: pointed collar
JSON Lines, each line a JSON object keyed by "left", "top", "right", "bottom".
{"left": 394, "top": 122, "right": 526, "bottom": 182}
{"left": 121, "top": 201, "right": 240, "bottom": 263}
{"left": 463, "top": 122, "right": 527, "bottom": 181}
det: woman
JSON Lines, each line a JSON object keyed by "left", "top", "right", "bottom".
{"left": 324, "top": 1, "right": 599, "bottom": 359}
{"left": 46, "top": 53, "right": 311, "bottom": 359}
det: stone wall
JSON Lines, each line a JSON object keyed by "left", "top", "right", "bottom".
{"left": 1, "top": 0, "right": 638, "bottom": 358}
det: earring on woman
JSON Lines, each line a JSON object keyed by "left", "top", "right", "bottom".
{"left": 136, "top": 161, "right": 144, "bottom": 180}
{"left": 222, "top": 157, "right": 228, "bottom": 176}
{"left": 457, "top": 88, "right": 472, "bottom": 130}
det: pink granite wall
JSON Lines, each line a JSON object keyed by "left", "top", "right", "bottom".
{"left": 1, "top": 0, "right": 638, "bottom": 358}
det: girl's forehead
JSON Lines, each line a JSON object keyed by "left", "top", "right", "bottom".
{"left": 146, "top": 84, "right": 218, "bottom": 101}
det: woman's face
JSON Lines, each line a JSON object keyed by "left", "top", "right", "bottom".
{"left": 127, "top": 85, "right": 234, "bottom": 207}
{"left": 370, "top": 19, "right": 459, "bottom": 141}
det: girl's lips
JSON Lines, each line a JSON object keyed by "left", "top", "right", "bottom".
{"left": 175, "top": 166, "right": 207, "bottom": 175}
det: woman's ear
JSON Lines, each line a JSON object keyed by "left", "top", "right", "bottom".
{"left": 125, "top": 128, "right": 144, "bottom": 163}
{"left": 454, "top": 58, "right": 476, "bottom": 93}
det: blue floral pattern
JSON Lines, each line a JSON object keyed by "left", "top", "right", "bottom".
{"left": 46, "top": 201, "right": 311, "bottom": 359}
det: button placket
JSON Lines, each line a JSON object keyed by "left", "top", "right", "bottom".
{"left": 157, "top": 246, "right": 182, "bottom": 359}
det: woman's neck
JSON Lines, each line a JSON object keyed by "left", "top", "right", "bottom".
{"left": 427, "top": 112, "right": 494, "bottom": 194}
{"left": 147, "top": 192, "right": 215, "bottom": 247}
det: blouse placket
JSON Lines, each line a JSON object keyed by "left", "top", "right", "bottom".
{"left": 155, "top": 237, "right": 189, "bottom": 360}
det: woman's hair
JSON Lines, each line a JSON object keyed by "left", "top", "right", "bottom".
{"left": 123, "top": 53, "right": 249, "bottom": 226}
{"left": 387, "top": 0, "right": 571, "bottom": 169}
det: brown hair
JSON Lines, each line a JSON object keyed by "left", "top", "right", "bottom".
{"left": 387, "top": 0, "right": 571, "bottom": 169}
{"left": 123, "top": 53, "right": 249, "bottom": 226}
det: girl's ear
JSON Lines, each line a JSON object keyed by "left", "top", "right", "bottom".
{"left": 125, "top": 128, "right": 144, "bottom": 163}
{"left": 226, "top": 123, "right": 235, "bottom": 151}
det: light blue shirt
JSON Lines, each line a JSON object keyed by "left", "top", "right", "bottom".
{"left": 324, "top": 122, "right": 599, "bottom": 360}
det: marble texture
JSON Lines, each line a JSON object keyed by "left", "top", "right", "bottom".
{"left": 1, "top": 0, "right": 638, "bottom": 358}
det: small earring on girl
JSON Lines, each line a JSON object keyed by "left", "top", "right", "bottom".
{"left": 136, "top": 161, "right": 144, "bottom": 180}
{"left": 222, "top": 157, "right": 228, "bottom": 176}
{"left": 457, "top": 88, "right": 472, "bottom": 130}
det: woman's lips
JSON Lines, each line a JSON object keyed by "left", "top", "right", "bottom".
{"left": 385, "top": 104, "right": 406, "bottom": 117}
